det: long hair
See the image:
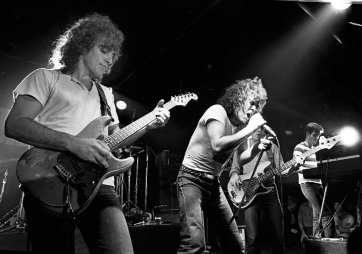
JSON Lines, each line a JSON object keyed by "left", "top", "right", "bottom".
{"left": 217, "top": 77, "right": 268, "bottom": 118}
{"left": 49, "top": 13, "right": 124, "bottom": 73}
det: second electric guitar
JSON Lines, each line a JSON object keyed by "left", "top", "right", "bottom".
{"left": 227, "top": 135, "right": 341, "bottom": 209}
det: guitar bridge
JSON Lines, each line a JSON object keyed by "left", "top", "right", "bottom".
{"left": 55, "top": 164, "right": 73, "bottom": 181}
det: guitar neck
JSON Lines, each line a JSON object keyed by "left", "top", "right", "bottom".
{"left": 258, "top": 144, "right": 322, "bottom": 183}
{"left": 103, "top": 101, "right": 176, "bottom": 151}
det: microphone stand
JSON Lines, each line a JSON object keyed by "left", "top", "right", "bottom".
{"left": 143, "top": 146, "right": 150, "bottom": 223}
{"left": 315, "top": 155, "right": 332, "bottom": 238}
{"left": 122, "top": 149, "right": 145, "bottom": 217}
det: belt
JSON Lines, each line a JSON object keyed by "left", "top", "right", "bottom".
{"left": 180, "top": 165, "right": 217, "bottom": 181}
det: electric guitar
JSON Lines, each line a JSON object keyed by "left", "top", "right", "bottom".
{"left": 16, "top": 93, "right": 198, "bottom": 217}
{"left": 227, "top": 135, "right": 341, "bottom": 209}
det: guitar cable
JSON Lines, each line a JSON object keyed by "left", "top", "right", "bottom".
{"left": 275, "top": 135, "right": 287, "bottom": 254}
{"left": 65, "top": 178, "right": 76, "bottom": 219}
{"left": 22, "top": 178, "right": 77, "bottom": 220}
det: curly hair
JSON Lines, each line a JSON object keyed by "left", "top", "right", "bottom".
{"left": 49, "top": 13, "right": 125, "bottom": 73}
{"left": 217, "top": 77, "right": 268, "bottom": 118}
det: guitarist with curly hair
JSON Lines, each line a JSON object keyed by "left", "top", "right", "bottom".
{"left": 176, "top": 77, "right": 268, "bottom": 254}
{"left": 5, "top": 13, "right": 170, "bottom": 254}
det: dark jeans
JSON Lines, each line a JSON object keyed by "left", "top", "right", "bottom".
{"left": 24, "top": 184, "right": 133, "bottom": 254}
{"left": 244, "top": 186, "right": 284, "bottom": 254}
{"left": 300, "top": 182, "right": 331, "bottom": 237}
{"left": 177, "top": 170, "right": 243, "bottom": 254}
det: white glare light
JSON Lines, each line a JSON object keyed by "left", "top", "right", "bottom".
{"left": 339, "top": 126, "right": 359, "bottom": 146}
{"left": 331, "top": 1, "right": 351, "bottom": 10}
{"left": 116, "top": 100, "right": 127, "bottom": 110}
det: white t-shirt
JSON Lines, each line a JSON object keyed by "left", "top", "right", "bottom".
{"left": 14, "top": 68, "right": 119, "bottom": 185}
{"left": 182, "top": 104, "right": 237, "bottom": 176}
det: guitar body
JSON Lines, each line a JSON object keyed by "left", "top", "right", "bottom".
{"left": 16, "top": 116, "right": 134, "bottom": 216}
{"left": 227, "top": 179, "right": 274, "bottom": 209}
{"left": 227, "top": 135, "right": 341, "bottom": 209}
{"left": 227, "top": 161, "right": 273, "bottom": 209}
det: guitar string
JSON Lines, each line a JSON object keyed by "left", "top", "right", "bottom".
{"left": 57, "top": 102, "right": 169, "bottom": 179}
{"left": 58, "top": 97, "right": 198, "bottom": 179}
{"left": 235, "top": 136, "right": 337, "bottom": 205}
{"left": 238, "top": 144, "right": 325, "bottom": 199}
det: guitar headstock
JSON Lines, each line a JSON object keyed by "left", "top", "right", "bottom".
{"left": 319, "top": 135, "right": 341, "bottom": 150}
{"left": 170, "top": 93, "right": 198, "bottom": 107}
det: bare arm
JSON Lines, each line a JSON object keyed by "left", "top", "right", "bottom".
{"left": 286, "top": 148, "right": 306, "bottom": 174}
{"left": 207, "top": 113, "right": 266, "bottom": 155}
{"left": 238, "top": 136, "right": 274, "bottom": 165}
{"left": 6, "top": 95, "right": 73, "bottom": 150}
{"left": 5, "top": 95, "right": 111, "bottom": 168}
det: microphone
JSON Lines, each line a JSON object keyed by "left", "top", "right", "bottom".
{"left": 263, "top": 124, "right": 276, "bottom": 137}
{"left": 247, "top": 112, "right": 276, "bottom": 137}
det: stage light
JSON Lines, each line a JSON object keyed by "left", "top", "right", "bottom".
{"left": 339, "top": 126, "right": 360, "bottom": 146}
{"left": 116, "top": 100, "right": 127, "bottom": 110}
{"left": 331, "top": 0, "right": 351, "bottom": 10}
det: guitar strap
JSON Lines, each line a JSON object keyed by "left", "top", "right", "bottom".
{"left": 95, "top": 82, "right": 114, "bottom": 121}
{"left": 266, "top": 149, "right": 275, "bottom": 168}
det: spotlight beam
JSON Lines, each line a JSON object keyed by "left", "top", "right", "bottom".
{"left": 295, "top": 1, "right": 345, "bottom": 44}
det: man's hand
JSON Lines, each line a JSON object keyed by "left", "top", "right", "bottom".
{"left": 291, "top": 154, "right": 304, "bottom": 172}
{"left": 69, "top": 138, "right": 112, "bottom": 168}
{"left": 148, "top": 99, "right": 170, "bottom": 129}
{"left": 300, "top": 232, "right": 308, "bottom": 243}
{"left": 318, "top": 135, "right": 326, "bottom": 145}
{"left": 229, "top": 172, "right": 241, "bottom": 189}
{"left": 257, "top": 137, "right": 272, "bottom": 151}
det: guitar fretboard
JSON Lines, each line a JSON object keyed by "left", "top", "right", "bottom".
{"left": 103, "top": 101, "right": 175, "bottom": 151}
{"left": 257, "top": 145, "right": 322, "bottom": 183}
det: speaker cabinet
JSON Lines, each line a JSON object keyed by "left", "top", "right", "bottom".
{"left": 304, "top": 238, "right": 347, "bottom": 254}
{"left": 130, "top": 223, "right": 180, "bottom": 254}
{"left": 75, "top": 223, "right": 181, "bottom": 254}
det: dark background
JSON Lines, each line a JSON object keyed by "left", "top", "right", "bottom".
{"left": 1, "top": 0, "right": 362, "bottom": 214}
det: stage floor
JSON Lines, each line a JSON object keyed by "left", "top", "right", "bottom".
{"left": 0, "top": 230, "right": 306, "bottom": 254}
{"left": 0, "top": 223, "right": 181, "bottom": 254}
{"left": 0, "top": 225, "right": 311, "bottom": 254}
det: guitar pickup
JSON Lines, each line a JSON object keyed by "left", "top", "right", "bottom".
{"left": 231, "top": 191, "right": 236, "bottom": 199}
